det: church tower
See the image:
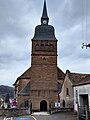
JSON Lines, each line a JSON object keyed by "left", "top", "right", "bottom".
{"left": 13, "top": 0, "right": 65, "bottom": 112}
{"left": 30, "top": 0, "right": 58, "bottom": 111}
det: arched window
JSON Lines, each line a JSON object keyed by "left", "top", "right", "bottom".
{"left": 45, "top": 44, "right": 49, "bottom": 51}
{"left": 35, "top": 44, "right": 39, "bottom": 51}
{"left": 40, "top": 44, "right": 44, "bottom": 51}
{"left": 49, "top": 44, "right": 54, "bottom": 51}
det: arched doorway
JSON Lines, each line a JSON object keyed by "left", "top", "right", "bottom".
{"left": 40, "top": 100, "right": 47, "bottom": 111}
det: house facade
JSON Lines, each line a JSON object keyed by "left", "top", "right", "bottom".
{"left": 60, "top": 70, "right": 73, "bottom": 109}
{"left": 73, "top": 75, "right": 90, "bottom": 111}
{"left": 60, "top": 70, "right": 89, "bottom": 110}
{"left": 13, "top": 1, "right": 65, "bottom": 112}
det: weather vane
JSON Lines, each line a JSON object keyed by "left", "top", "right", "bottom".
{"left": 82, "top": 43, "right": 90, "bottom": 49}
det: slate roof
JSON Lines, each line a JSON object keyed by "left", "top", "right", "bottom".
{"left": 32, "top": 0, "right": 57, "bottom": 40}
{"left": 18, "top": 81, "right": 30, "bottom": 95}
{"left": 32, "top": 24, "right": 57, "bottom": 40}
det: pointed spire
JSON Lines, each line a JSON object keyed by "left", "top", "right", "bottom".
{"left": 42, "top": 0, "right": 48, "bottom": 19}
{"left": 41, "top": 0, "right": 49, "bottom": 25}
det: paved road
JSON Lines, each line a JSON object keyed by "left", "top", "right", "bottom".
{"left": 32, "top": 112, "right": 77, "bottom": 120}
{"left": 0, "top": 112, "right": 77, "bottom": 120}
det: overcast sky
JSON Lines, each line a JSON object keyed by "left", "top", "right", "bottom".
{"left": 0, "top": 0, "right": 90, "bottom": 87}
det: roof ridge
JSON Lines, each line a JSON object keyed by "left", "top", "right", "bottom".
{"left": 17, "top": 67, "right": 31, "bottom": 79}
{"left": 79, "top": 74, "right": 90, "bottom": 82}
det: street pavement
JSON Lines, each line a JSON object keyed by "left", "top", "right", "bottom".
{"left": 0, "top": 112, "right": 77, "bottom": 120}
{"left": 32, "top": 112, "right": 77, "bottom": 120}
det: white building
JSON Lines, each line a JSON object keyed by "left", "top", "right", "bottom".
{"left": 73, "top": 75, "right": 90, "bottom": 111}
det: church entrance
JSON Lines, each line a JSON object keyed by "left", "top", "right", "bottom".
{"left": 40, "top": 100, "right": 47, "bottom": 111}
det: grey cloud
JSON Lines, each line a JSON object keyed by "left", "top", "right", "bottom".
{"left": 0, "top": 0, "right": 90, "bottom": 86}
{"left": 0, "top": 0, "right": 36, "bottom": 39}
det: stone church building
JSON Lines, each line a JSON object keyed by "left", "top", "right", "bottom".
{"left": 13, "top": 1, "right": 65, "bottom": 112}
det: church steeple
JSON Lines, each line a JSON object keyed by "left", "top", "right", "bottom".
{"left": 41, "top": 0, "right": 49, "bottom": 25}
{"left": 32, "top": 0, "right": 57, "bottom": 40}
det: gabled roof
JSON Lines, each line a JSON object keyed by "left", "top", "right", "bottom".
{"left": 69, "top": 72, "right": 88, "bottom": 85}
{"left": 57, "top": 67, "right": 65, "bottom": 80}
{"left": 65, "top": 70, "right": 89, "bottom": 85}
{"left": 17, "top": 67, "right": 31, "bottom": 79}
{"left": 13, "top": 67, "right": 31, "bottom": 86}
{"left": 73, "top": 74, "right": 90, "bottom": 86}
{"left": 18, "top": 81, "right": 30, "bottom": 96}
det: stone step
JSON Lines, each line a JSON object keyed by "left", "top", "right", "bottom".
{"left": 32, "top": 112, "right": 49, "bottom": 115}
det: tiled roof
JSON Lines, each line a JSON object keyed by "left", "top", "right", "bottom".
{"left": 74, "top": 74, "right": 90, "bottom": 86}
{"left": 69, "top": 73, "right": 88, "bottom": 85}
{"left": 65, "top": 70, "right": 89, "bottom": 85}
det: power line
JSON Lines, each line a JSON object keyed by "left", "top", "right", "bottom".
{"left": 81, "top": 0, "right": 90, "bottom": 49}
